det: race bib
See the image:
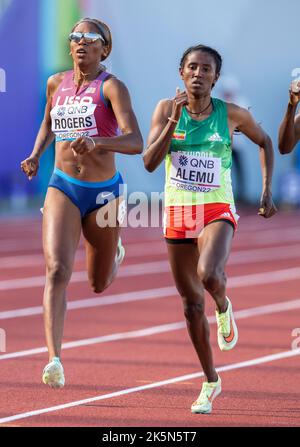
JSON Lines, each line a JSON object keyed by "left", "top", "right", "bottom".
{"left": 51, "top": 96, "right": 98, "bottom": 140}
{"left": 170, "top": 152, "right": 221, "bottom": 193}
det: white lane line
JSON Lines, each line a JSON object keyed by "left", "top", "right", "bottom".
{"left": 241, "top": 227, "right": 300, "bottom": 245}
{"left": 1, "top": 297, "right": 300, "bottom": 361}
{"left": 0, "top": 238, "right": 162, "bottom": 255}
{"left": 1, "top": 243, "right": 300, "bottom": 270}
{"left": 229, "top": 244, "right": 300, "bottom": 264}
{"left": 0, "top": 261, "right": 172, "bottom": 291}
{"left": 0, "top": 243, "right": 166, "bottom": 268}
{"left": 237, "top": 219, "right": 300, "bottom": 232}
{"left": 0, "top": 223, "right": 299, "bottom": 254}
{"left": 228, "top": 267, "right": 300, "bottom": 287}
{"left": 0, "top": 286, "right": 176, "bottom": 320}
{"left": 0, "top": 322, "right": 184, "bottom": 361}
{"left": 0, "top": 219, "right": 296, "bottom": 243}
{"left": 0, "top": 347, "right": 299, "bottom": 425}
{"left": 1, "top": 266, "right": 300, "bottom": 320}
{"left": 1, "top": 254, "right": 300, "bottom": 291}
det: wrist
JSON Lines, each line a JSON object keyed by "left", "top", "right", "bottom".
{"left": 168, "top": 117, "right": 178, "bottom": 124}
{"left": 171, "top": 105, "right": 182, "bottom": 122}
{"left": 85, "top": 136, "right": 96, "bottom": 152}
{"left": 288, "top": 100, "right": 298, "bottom": 110}
{"left": 262, "top": 187, "right": 272, "bottom": 195}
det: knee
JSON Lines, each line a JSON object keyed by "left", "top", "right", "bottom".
{"left": 175, "top": 283, "right": 205, "bottom": 319}
{"left": 46, "top": 261, "right": 72, "bottom": 285}
{"left": 183, "top": 301, "right": 205, "bottom": 322}
{"left": 198, "top": 265, "right": 226, "bottom": 293}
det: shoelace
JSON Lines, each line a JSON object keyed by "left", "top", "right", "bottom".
{"left": 217, "top": 311, "right": 230, "bottom": 335}
{"left": 194, "top": 383, "right": 216, "bottom": 404}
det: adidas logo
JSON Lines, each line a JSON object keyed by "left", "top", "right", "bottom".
{"left": 208, "top": 132, "right": 223, "bottom": 142}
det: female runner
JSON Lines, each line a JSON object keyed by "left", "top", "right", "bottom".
{"left": 144, "top": 44, "right": 277, "bottom": 413}
{"left": 21, "top": 18, "right": 143, "bottom": 388}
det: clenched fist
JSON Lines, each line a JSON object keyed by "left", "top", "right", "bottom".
{"left": 21, "top": 155, "right": 39, "bottom": 180}
{"left": 70, "top": 136, "right": 95, "bottom": 157}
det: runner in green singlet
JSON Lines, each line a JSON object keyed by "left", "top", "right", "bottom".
{"left": 144, "top": 44, "right": 277, "bottom": 414}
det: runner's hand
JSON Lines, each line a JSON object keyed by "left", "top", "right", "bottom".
{"left": 70, "top": 137, "right": 95, "bottom": 157}
{"left": 170, "top": 87, "right": 189, "bottom": 122}
{"left": 289, "top": 80, "right": 300, "bottom": 107}
{"left": 20, "top": 155, "right": 39, "bottom": 180}
{"left": 258, "top": 191, "right": 277, "bottom": 219}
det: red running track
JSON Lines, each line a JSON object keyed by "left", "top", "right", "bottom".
{"left": 0, "top": 209, "right": 300, "bottom": 427}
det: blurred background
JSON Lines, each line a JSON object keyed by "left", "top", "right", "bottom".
{"left": 1, "top": 0, "right": 300, "bottom": 216}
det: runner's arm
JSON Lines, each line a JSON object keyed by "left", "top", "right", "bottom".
{"left": 229, "top": 104, "right": 274, "bottom": 194}
{"left": 30, "top": 75, "right": 59, "bottom": 159}
{"left": 278, "top": 107, "right": 300, "bottom": 154}
{"left": 92, "top": 79, "right": 143, "bottom": 155}
{"left": 21, "top": 74, "right": 61, "bottom": 180}
{"left": 228, "top": 104, "right": 276, "bottom": 218}
{"left": 143, "top": 100, "right": 176, "bottom": 172}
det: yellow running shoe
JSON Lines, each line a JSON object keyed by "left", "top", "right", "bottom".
{"left": 215, "top": 297, "right": 238, "bottom": 351}
{"left": 191, "top": 375, "right": 222, "bottom": 414}
{"left": 42, "top": 357, "right": 65, "bottom": 389}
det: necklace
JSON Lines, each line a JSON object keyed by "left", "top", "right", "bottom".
{"left": 73, "top": 67, "right": 102, "bottom": 85}
{"left": 73, "top": 67, "right": 103, "bottom": 94}
{"left": 186, "top": 99, "right": 212, "bottom": 116}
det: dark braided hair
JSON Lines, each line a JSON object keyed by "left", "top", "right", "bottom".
{"left": 180, "top": 44, "right": 222, "bottom": 75}
{"left": 72, "top": 18, "right": 112, "bottom": 61}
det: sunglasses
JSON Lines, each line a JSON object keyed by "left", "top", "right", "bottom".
{"left": 69, "top": 32, "right": 105, "bottom": 44}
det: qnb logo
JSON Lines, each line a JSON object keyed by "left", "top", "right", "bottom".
{"left": 57, "top": 107, "right": 66, "bottom": 117}
{"left": 179, "top": 155, "right": 188, "bottom": 167}
{"left": 291, "top": 328, "right": 300, "bottom": 351}
{"left": 0, "top": 328, "right": 6, "bottom": 352}
{"left": 0, "top": 68, "right": 6, "bottom": 93}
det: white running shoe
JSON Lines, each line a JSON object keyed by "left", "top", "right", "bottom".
{"left": 215, "top": 297, "right": 238, "bottom": 351}
{"left": 191, "top": 375, "right": 222, "bottom": 414}
{"left": 42, "top": 357, "right": 65, "bottom": 389}
{"left": 115, "top": 237, "right": 125, "bottom": 266}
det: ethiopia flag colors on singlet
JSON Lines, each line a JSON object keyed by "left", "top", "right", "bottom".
{"left": 165, "top": 98, "right": 235, "bottom": 207}
{"left": 172, "top": 129, "right": 186, "bottom": 140}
